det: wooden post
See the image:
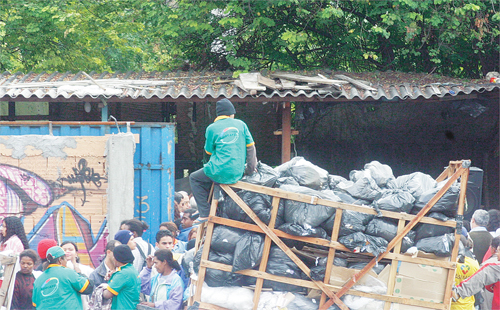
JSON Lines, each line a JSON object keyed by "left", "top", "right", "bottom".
{"left": 281, "top": 102, "right": 291, "bottom": 163}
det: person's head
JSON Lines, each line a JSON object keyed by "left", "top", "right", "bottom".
{"left": 114, "top": 230, "right": 136, "bottom": 250}
{"left": 104, "top": 240, "right": 119, "bottom": 267}
{"left": 216, "top": 98, "right": 236, "bottom": 117}
{"left": 159, "top": 222, "right": 178, "bottom": 237}
{"left": 19, "top": 249, "right": 39, "bottom": 275}
{"left": 179, "top": 191, "right": 191, "bottom": 211}
{"left": 153, "top": 249, "right": 180, "bottom": 275}
{"left": 61, "top": 241, "right": 80, "bottom": 263}
{"left": 37, "top": 239, "right": 58, "bottom": 261}
{"left": 490, "top": 236, "right": 500, "bottom": 256}
{"left": 188, "top": 226, "right": 198, "bottom": 241}
{"left": 472, "top": 209, "right": 489, "bottom": 228}
{"left": 113, "top": 244, "right": 135, "bottom": 267}
{"left": 122, "top": 219, "right": 149, "bottom": 238}
{"left": 46, "top": 246, "right": 67, "bottom": 267}
{"left": 487, "top": 209, "right": 500, "bottom": 232}
{"left": 181, "top": 208, "right": 198, "bottom": 229}
{"left": 0, "top": 216, "right": 29, "bottom": 249}
{"left": 156, "top": 230, "right": 175, "bottom": 251}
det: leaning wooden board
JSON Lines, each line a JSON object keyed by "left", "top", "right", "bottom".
{"left": 192, "top": 160, "right": 470, "bottom": 310}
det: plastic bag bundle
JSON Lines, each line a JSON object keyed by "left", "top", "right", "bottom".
{"left": 258, "top": 292, "right": 320, "bottom": 310}
{"left": 338, "top": 170, "right": 382, "bottom": 201}
{"left": 415, "top": 233, "right": 455, "bottom": 256}
{"left": 387, "top": 172, "right": 437, "bottom": 199}
{"left": 274, "top": 156, "right": 303, "bottom": 177}
{"left": 210, "top": 226, "right": 245, "bottom": 254}
{"left": 193, "top": 246, "right": 236, "bottom": 287}
{"left": 364, "top": 161, "right": 395, "bottom": 187}
{"left": 278, "top": 223, "right": 329, "bottom": 239}
{"left": 414, "top": 213, "right": 454, "bottom": 241}
{"left": 275, "top": 176, "right": 300, "bottom": 187}
{"left": 263, "top": 246, "right": 305, "bottom": 293}
{"left": 241, "top": 161, "right": 280, "bottom": 187}
{"left": 310, "top": 257, "right": 349, "bottom": 281}
{"left": 328, "top": 175, "right": 348, "bottom": 190}
{"left": 413, "top": 182, "right": 460, "bottom": 217}
{"left": 201, "top": 283, "right": 254, "bottom": 310}
{"left": 372, "top": 189, "right": 415, "bottom": 213}
{"left": 274, "top": 157, "right": 329, "bottom": 190}
{"left": 365, "top": 218, "right": 415, "bottom": 253}
{"left": 219, "top": 190, "right": 273, "bottom": 225}
{"left": 322, "top": 210, "right": 374, "bottom": 237}
{"left": 338, "top": 232, "right": 388, "bottom": 257}
{"left": 232, "top": 232, "right": 264, "bottom": 272}
{"left": 347, "top": 262, "right": 386, "bottom": 274}
{"left": 279, "top": 185, "right": 339, "bottom": 228}
{"left": 333, "top": 190, "right": 371, "bottom": 206}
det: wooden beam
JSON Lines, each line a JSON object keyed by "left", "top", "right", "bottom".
{"left": 281, "top": 102, "right": 292, "bottom": 163}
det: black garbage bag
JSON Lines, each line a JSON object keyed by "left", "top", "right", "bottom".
{"left": 338, "top": 232, "right": 388, "bottom": 257}
{"left": 275, "top": 176, "right": 300, "bottom": 187}
{"left": 416, "top": 233, "right": 455, "bottom": 257}
{"left": 210, "top": 226, "right": 245, "bottom": 254}
{"left": 372, "top": 189, "right": 415, "bottom": 213}
{"left": 279, "top": 185, "right": 339, "bottom": 228}
{"left": 347, "top": 262, "right": 386, "bottom": 274}
{"left": 219, "top": 190, "right": 273, "bottom": 225}
{"left": 337, "top": 171, "right": 382, "bottom": 201}
{"left": 414, "top": 213, "right": 454, "bottom": 241}
{"left": 310, "top": 256, "right": 349, "bottom": 281}
{"left": 328, "top": 175, "right": 348, "bottom": 190}
{"left": 364, "top": 161, "right": 395, "bottom": 188}
{"left": 274, "top": 156, "right": 303, "bottom": 177}
{"left": 322, "top": 210, "right": 375, "bottom": 237}
{"left": 232, "top": 232, "right": 264, "bottom": 272}
{"left": 278, "top": 223, "right": 329, "bottom": 239}
{"left": 193, "top": 246, "right": 236, "bottom": 287}
{"left": 387, "top": 172, "right": 437, "bottom": 199}
{"left": 332, "top": 190, "right": 371, "bottom": 206}
{"left": 275, "top": 157, "right": 329, "bottom": 190}
{"left": 241, "top": 161, "right": 280, "bottom": 187}
{"left": 413, "top": 183, "right": 460, "bottom": 217}
{"left": 263, "top": 246, "right": 305, "bottom": 293}
{"left": 365, "top": 218, "right": 415, "bottom": 253}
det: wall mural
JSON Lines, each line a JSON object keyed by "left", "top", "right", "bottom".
{"left": 0, "top": 136, "right": 109, "bottom": 267}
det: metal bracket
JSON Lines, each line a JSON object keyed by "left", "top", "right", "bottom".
{"left": 456, "top": 214, "right": 464, "bottom": 233}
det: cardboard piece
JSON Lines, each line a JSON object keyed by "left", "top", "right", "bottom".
{"left": 392, "top": 262, "right": 447, "bottom": 303}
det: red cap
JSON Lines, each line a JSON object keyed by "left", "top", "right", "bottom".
{"left": 37, "top": 239, "right": 58, "bottom": 259}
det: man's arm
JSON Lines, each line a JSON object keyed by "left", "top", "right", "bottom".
{"left": 455, "top": 263, "right": 500, "bottom": 299}
{"left": 245, "top": 144, "right": 257, "bottom": 175}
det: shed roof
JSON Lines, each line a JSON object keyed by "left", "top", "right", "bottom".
{"left": 0, "top": 70, "right": 498, "bottom": 103}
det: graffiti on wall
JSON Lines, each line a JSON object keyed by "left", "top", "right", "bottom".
{"left": 0, "top": 135, "right": 110, "bottom": 267}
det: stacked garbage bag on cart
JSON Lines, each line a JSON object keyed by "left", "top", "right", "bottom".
{"left": 191, "top": 157, "right": 461, "bottom": 308}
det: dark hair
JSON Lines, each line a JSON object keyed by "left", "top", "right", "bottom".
{"left": 120, "top": 220, "right": 129, "bottom": 228}
{"left": 154, "top": 249, "right": 180, "bottom": 271}
{"left": 188, "top": 226, "right": 198, "bottom": 241}
{"left": 19, "top": 249, "right": 39, "bottom": 265}
{"left": 463, "top": 220, "right": 471, "bottom": 232}
{"left": 487, "top": 209, "right": 500, "bottom": 232}
{"left": 174, "top": 192, "right": 183, "bottom": 204}
{"left": 125, "top": 219, "right": 149, "bottom": 237}
{"left": 160, "top": 222, "right": 178, "bottom": 237}
{"left": 156, "top": 230, "right": 174, "bottom": 243}
{"left": 60, "top": 241, "right": 80, "bottom": 263}
{"left": 184, "top": 208, "right": 197, "bottom": 218}
{"left": 105, "top": 240, "right": 119, "bottom": 253}
{"left": 491, "top": 236, "right": 500, "bottom": 249}
{"left": 1, "top": 217, "right": 29, "bottom": 250}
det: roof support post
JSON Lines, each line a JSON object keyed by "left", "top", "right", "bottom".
{"left": 281, "top": 102, "right": 292, "bottom": 163}
{"left": 100, "top": 98, "right": 108, "bottom": 122}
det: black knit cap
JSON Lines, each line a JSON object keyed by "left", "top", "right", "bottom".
{"left": 113, "top": 244, "right": 135, "bottom": 264}
{"left": 216, "top": 98, "right": 236, "bottom": 116}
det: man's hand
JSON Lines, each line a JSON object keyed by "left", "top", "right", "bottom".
{"left": 146, "top": 254, "right": 154, "bottom": 269}
{"left": 140, "top": 302, "right": 155, "bottom": 307}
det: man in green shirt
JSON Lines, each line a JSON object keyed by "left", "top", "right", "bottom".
{"left": 32, "top": 246, "right": 93, "bottom": 310}
{"left": 103, "top": 244, "right": 140, "bottom": 310}
{"left": 190, "top": 98, "right": 257, "bottom": 223}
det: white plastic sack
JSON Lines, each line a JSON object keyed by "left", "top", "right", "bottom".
{"left": 201, "top": 282, "right": 254, "bottom": 310}
{"left": 364, "top": 161, "right": 395, "bottom": 187}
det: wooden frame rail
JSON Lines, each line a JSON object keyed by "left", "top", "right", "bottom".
{"left": 193, "top": 160, "right": 470, "bottom": 310}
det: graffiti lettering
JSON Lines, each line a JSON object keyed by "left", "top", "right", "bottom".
{"left": 60, "top": 159, "right": 107, "bottom": 206}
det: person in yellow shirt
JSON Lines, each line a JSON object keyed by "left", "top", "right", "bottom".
{"left": 452, "top": 236, "right": 480, "bottom": 310}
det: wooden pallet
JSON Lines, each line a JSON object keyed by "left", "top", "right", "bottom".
{"left": 192, "top": 160, "right": 470, "bottom": 310}
{"left": 0, "top": 253, "right": 18, "bottom": 308}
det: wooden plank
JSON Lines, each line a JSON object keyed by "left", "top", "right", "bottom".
{"left": 281, "top": 102, "right": 291, "bottom": 163}
{"left": 332, "top": 74, "right": 378, "bottom": 91}
{"left": 231, "top": 181, "right": 457, "bottom": 227}
{"left": 252, "top": 196, "right": 281, "bottom": 309}
{"left": 200, "top": 260, "right": 446, "bottom": 310}
{"left": 270, "top": 73, "right": 348, "bottom": 85}
{"left": 320, "top": 164, "right": 467, "bottom": 310}
{"left": 279, "top": 78, "right": 295, "bottom": 89}
{"left": 239, "top": 73, "right": 266, "bottom": 91}
{"left": 320, "top": 208, "right": 343, "bottom": 306}
{"left": 219, "top": 184, "right": 349, "bottom": 310}
{"left": 384, "top": 219, "right": 405, "bottom": 310}
{"left": 257, "top": 75, "right": 280, "bottom": 90}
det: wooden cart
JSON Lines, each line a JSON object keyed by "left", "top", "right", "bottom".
{"left": 192, "top": 160, "right": 470, "bottom": 310}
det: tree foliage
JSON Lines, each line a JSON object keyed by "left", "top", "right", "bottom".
{"left": 0, "top": 0, "right": 498, "bottom": 78}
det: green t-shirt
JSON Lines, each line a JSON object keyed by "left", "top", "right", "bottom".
{"left": 32, "top": 264, "right": 89, "bottom": 310}
{"left": 203, "top": 116, "right": 255, "bottom": 184}
{"left": 107, "top": 263, "right": 140, "bottom": 310}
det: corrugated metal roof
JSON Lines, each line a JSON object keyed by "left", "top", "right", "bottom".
{"left": 0, "top": 70, "right": 498, "bottom": 102}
